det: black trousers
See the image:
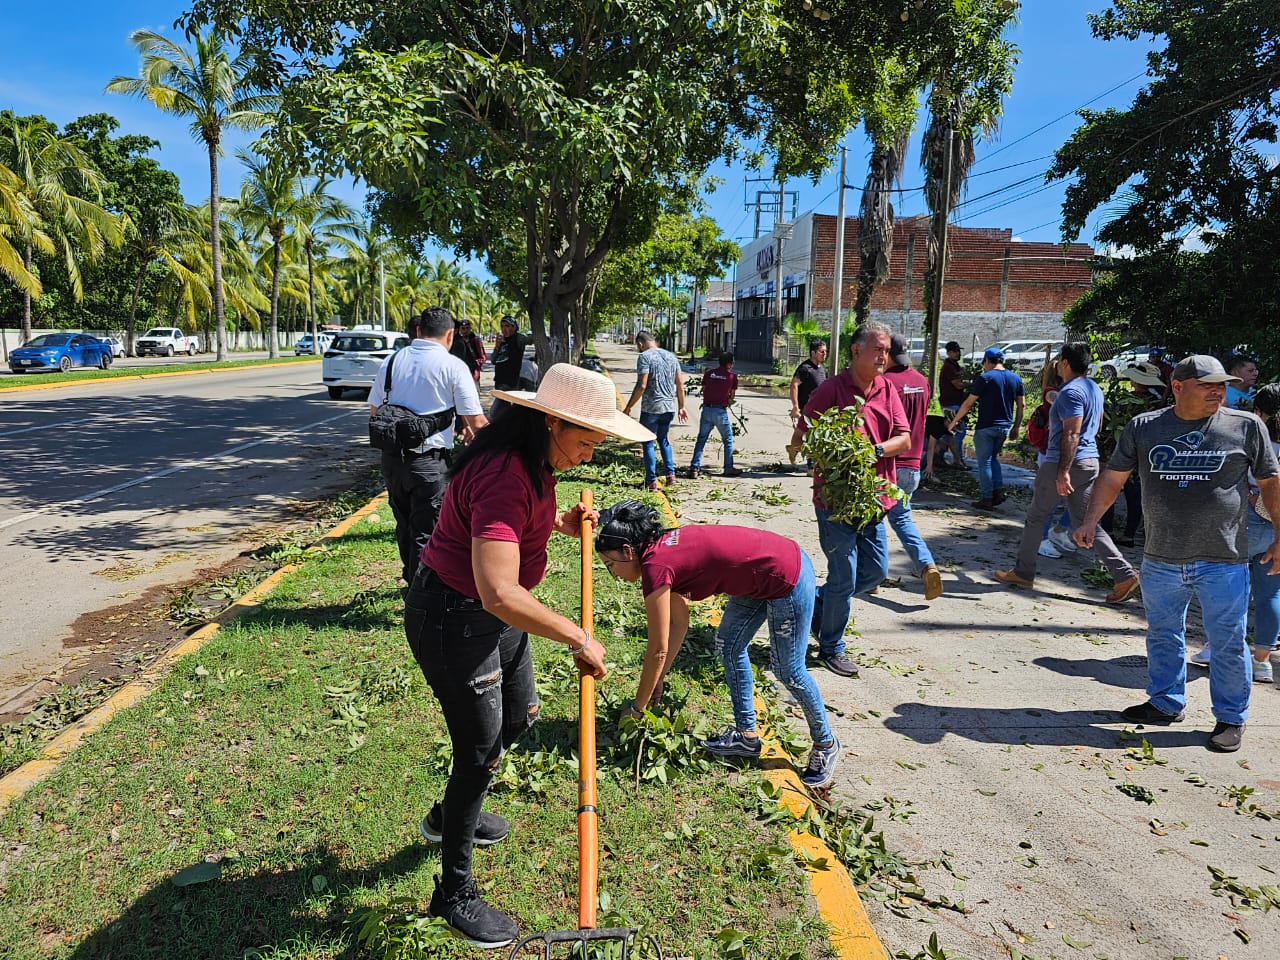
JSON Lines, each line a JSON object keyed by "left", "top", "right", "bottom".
{"left": 404, "top": 568, "right": 539, "bottom": 895}
{"left": 381, "top": 450, "right": 448, "bottom": 584}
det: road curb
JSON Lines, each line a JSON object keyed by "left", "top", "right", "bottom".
{"left": 0, "top": 494, "right": 388, "bottom": 815}
{"left": 0, "top": 357, "right": 318, "bottom": 394}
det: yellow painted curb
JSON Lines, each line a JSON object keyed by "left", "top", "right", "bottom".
{"left": 665, "top": 492, "right": 887, "bottom": 959}
{"left": 0, "top": 494, "right": 389, "bottom": 814}
{"left": 0, "top": 357, "right": 317, "bottom": 394}
{"left": 759, "top": 737, "right": 888, "bottom": 960}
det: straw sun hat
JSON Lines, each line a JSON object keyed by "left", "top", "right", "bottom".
{"left": 493, "top": 363, "right": 655, "bottom": 443}
{"left": 1122, "top": 361, "right": 1167, "bottom": 388}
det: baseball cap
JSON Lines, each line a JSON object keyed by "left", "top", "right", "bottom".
{"left": 1171, "top": 354, "right": 1241, "bottom": 384}
{"left": 983, "top": 347, "right": 1004, "bottom": 363}
{"left": 889, "top": 333, "right": 911, "bottom": 367}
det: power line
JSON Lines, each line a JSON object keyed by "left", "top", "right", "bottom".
{"left": 971, "top": 70, "right": 1148, "bottom": 169}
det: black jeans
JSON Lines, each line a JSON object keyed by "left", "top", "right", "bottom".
{"left": 382, "top": 450, "right": 449, "bottom": 583}
{"left": 404, "top": 567, "right": 539, "bottom": 895}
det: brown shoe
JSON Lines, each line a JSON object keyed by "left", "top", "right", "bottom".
{"left": 786, "top": 443, "right": 802, "bottom": 465}
{"left": 922, "top": 564, "right": 944, "bottom": 601}
{"left": 994, "top": 569, "right": 1034, "bottom": 588}
{"left": 1106, "top": 575, "right": 1141, "bottom": 604}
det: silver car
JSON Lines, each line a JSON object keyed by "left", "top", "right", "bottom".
{"left": 321, "top": 331, "right": 409, "bottom": 399}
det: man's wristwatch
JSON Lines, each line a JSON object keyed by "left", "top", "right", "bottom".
{"left": 873, "top": 442, "right": 886, "bottom": 459}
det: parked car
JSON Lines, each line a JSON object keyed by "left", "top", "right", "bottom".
{"left": 9, "top": 333, "right": 113, "bottom": 373}
{"left": 321, "top": 330, "right": 411, "bottom": 399}
{"left": 1090, "top": 345, "right": 1164, "bottom": 381}
{"left": 1003, "top": 340, "right": 1062, "bottom": 370}
{"left": 294, "top": 333, "right": 335, "bottom": 356}
{"left": 903, "top": 338, "right": 947, "bottom": 367}
{"left": 136, "top": 327, "right": 201, "bottom": 357}
{"left": 97, "top": 336, "right": 126, "bottom": 358}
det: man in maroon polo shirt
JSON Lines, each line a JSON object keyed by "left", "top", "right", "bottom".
{"left": 689, "top": 351, "right": 742, "bottom": 478}
{"left": 790, "top": 321, "right": 910, "bottom": 677}
{"left": 882, "top": 334, "right": 944, "bottom": 601}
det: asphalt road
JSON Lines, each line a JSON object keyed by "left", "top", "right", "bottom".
{"left": 0, "top": 360, "right": 377, "bottom": 711}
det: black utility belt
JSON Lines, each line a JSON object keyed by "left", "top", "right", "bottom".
{"left": 398, "top": 447, "right": 450, "bottom": 460}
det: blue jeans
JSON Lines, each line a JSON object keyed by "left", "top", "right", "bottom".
{"left": 690, "top": 405, "right": 733, "bottom": 471}
{"left": 716, "top": 551, "right": 832, "bottom": 745}
{"left": 1249, "top": 509, "right": 1279, "bottom": 654}
{"left": 639, "top": 410, "right": 675, "bottom": 484}
{"left": 942, "top": 405, "right": 967, "bottom": 463}
{"left": 886, "top": 467, "right": 934, "bottom": 574}
{"left": 973, "top": 425, "right": 1009, "bottom": 499}
{"left": 815, "top": 508, "right": 889, "bottom": 656}
{"left": 1139, "top": 558, "right": 1251, "bottom": 724}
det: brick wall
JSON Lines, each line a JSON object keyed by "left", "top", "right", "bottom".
{"left": 808, "top": 214, "right": 1093, "bottom": 339}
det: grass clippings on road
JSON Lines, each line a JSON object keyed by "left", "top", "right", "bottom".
{"left": 0, "top": 449, "right": 840, "bottom": 960}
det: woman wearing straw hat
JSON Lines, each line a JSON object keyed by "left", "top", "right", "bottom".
{"left": 404, "top": 363, "right": 653, "bottom": 948}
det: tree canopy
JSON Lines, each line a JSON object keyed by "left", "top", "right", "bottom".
{"left": 1051, "top": 0, "right": 1279, "bottom": 364}
{"left": 183, "top": 0, "right": 1015, "bottom": 367}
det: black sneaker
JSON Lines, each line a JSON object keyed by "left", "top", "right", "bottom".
{"left": 420, "top": 802, "right": 510, "bottom": 846}
{"left": 818, "top": 651, "right": 860, "bottom": 678}
{"left": 1208, "top": 721, "right": 1244, "bottom": 752}
{"left": 1120, "top": 701, "right": 1184, "bottom": 724}
{"left": 992, "top": 489, "right": 1008, "bottom": 506}
{"left": 971, "top": 497, "right": 997, "bottom": 510}
{"left": 428, "top": 879, "right": 517, "bottom": 949}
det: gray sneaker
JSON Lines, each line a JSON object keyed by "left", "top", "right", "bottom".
{"left": 421, "top": 802, "right": 509, "bottom": 846}
{"left": 800, "top": 736, "right": 841, "bottom": 789}
{"left": 1208, "top": 721, "right": 1244, "bottom": 753}
{"left": 701, "top": 726, "right": 762, "bottom": 758}
{"left": 818, "top": 651, "right": 859, "bottom": 677}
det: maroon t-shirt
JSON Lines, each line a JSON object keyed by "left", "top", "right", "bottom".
{"left": 639, "top": 524, "right": 801, "bottom": 601}
{"left": 701, "top": 366, "right": 737, "bottom": 406}
{"left": 939, "top": 357, "right": 967, "bottom": 407}
{"left": 883, "top": 365, "right": 930, "bottom": 468}
{"left": 801, "top": 369, "right": 909, "bottom": 509}
{"left": 421, "top": 451, "right": 557, "bottom": 598}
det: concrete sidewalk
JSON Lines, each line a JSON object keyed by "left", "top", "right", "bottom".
{"left": 596, "top": 341, "right": 1280, "bottom": 960}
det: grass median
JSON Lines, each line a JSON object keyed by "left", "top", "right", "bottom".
{"left": 0, "top": 355, "right": 316, "bottom": 390}
{"left": 0, "top": 447, "right": 844, "bottom": 960}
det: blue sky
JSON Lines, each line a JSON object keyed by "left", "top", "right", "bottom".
{"left": 1, "top": 3, "right": 1154, "bottom": 270}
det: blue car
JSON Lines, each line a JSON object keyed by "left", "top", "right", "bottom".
{"left": 8, "top": 333, "right": 113, "bottom": 373}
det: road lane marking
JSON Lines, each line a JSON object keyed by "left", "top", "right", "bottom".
{"left": 0, "top": 417, "right": 99, "bottom": 438}
{"left": 0, "top": 409, "right": 363, "bottom": 532}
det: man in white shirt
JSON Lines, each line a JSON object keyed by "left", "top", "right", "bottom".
{"left": 369, "top": 306, "right": 488, "bottom": 584}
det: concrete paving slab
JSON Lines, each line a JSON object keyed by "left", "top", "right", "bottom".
{"left": 595, "top": 341, "right": 1280, "bottom": 960}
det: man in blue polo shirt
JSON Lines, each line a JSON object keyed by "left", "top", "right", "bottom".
{"left": 947, "top": 346, "right": 1024, "bottom": 509}
{"left": 995, "top": 342, "right": 1140, "bottom": 603}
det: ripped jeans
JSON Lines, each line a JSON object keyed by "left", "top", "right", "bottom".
{"left": 405, "top": 567, "right": 539, "bottom": 895}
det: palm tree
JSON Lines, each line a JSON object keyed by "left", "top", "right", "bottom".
{"left": 0, "top": 160, "right": 49, "bottom": 299}
{"left": 107, "top": 29, "right": 275, "bottom": 360}
{"left": 854, "top": 120, "right": 912, "bottom": 324}
{"left": 292, "top": 178, "right": 357, "bottom": 349}
{"left": 122, "top": 200, "right": 205, "bottom": 355}
{"left": 0, "top": 115, "right": 124, "bottom": 340}
{"left": 332, "top": 219, "right": 397, "bottom": 327}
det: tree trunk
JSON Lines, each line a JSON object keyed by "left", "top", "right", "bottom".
{"left": 126, "top": 255, "right": 147, "bottom": 356}
{"left": 267, "top": 234, "right": 281, "bottom": 358}
{"left": 21, "top": 243, "right": 33, "bottom": 342}
{"left": 207, "top": 141, "right": 227, "bottom": 361}
{"left": 306, "top": 241, "right": 318, "bottom": 353}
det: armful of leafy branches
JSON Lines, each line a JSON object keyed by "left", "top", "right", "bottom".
{"left": 801, "top": 400, "right": 903, "bottom": 528}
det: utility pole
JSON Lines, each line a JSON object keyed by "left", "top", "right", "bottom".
{"left": 924, "top": 127, "right": 954, "bottom": 394}
{"left": 773, "top": 176, "right": 786, "bottom": 337}
{"left": 378, "top": 259, "right": 387, "bottom": 329}
{"left": 830, "top": 146, "right": 848, "bottom": 375}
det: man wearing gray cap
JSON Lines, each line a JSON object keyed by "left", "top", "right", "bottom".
{"left": 1076, "top": 355, "right": 1280, "bottom": 752}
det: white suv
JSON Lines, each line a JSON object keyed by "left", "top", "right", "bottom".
{"left": 321, "top": 330, "right": 409, "bottom": 399}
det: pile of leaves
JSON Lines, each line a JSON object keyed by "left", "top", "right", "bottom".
{"left": 801, "top": 400, "right": 904, "bottom": 527}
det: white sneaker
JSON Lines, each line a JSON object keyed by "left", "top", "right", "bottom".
{"left": 1253, "top": 659, "right": 1273, "bottom": 683}
{"left": 1048, "top": 527, "right": 1077, "bottom": 553}
{"left": 1037, "top": 538, "right": 1062, "bottom": 559}
{"left": 1188, "top": 646, "right": 1210, "bottom": 667}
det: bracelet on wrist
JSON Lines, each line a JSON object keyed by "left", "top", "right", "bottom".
{"left": 568, "top": 631, "right": 590, "bottom": 654}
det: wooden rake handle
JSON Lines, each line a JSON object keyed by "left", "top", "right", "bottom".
{"left": 577, "top": 488, "right": 598, "bottom": 931}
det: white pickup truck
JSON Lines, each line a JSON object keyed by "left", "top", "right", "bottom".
{"left": 135, "top": 327, "right": 202, "bottom": 357}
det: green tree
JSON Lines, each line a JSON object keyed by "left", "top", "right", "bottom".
{"left": 62, "top": 113, "right": 193, "bottom": 351}
{"left": 184, "top": 0, "right": 991, "bottom": 369}
{"left": 1051, "top": 0, "right": 1279, "bottom": 356}
{"left": 0, "top": 113, "right": 125, "bottom": 339}
{"left": 107, "top": 29, "right": 276, "bottom": 360}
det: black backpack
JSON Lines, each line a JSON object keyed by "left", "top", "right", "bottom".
{"left": 368, "top": 352, "right": 455, "bottom": 454}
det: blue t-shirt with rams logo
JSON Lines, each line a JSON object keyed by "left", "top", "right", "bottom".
{"left": 1108, "top": 406, "right": 1279, "bottom": 564}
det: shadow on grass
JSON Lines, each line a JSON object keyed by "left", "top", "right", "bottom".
{"left": 67, "top": 843, "right": 434, "bottom": 960}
